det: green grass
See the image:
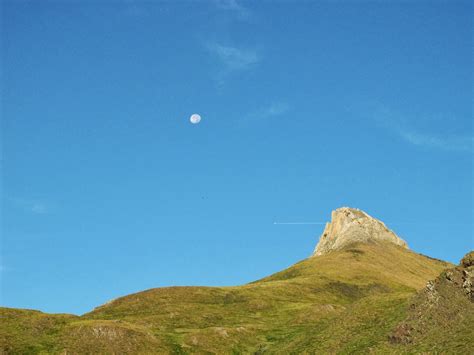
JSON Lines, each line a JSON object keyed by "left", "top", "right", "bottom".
{"left": 1, "top": 242, "right": 461, "bottom": 354}
{"left": 0, "top": 308, "right": 77, "bottom": 354}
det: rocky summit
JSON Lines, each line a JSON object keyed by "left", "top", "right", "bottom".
{"left": 312, "top": 207, "right": 408, "bottom": 256}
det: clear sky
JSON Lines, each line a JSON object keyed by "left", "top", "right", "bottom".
{"left": 1, "top": 0, "right": 472, "bottom": 315}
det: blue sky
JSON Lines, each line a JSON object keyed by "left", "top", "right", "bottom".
{"left": 1, "top": 0, "right": 472, "bottom": 315}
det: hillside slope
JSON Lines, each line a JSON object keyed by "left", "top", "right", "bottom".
{"left": 386, "top": 251, "right": 474, "bottom": 353}
{"left": 1, "top": 242, "right": 453, "bottom": 354}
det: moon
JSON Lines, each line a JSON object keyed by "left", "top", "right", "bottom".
{"left": 190, "top": 114, "right": 201, "bottom": 124}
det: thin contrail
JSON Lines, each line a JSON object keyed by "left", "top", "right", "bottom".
{"left": 273, "top": 221, "right": 470, "bottom": 226}
{"left": 273, "top": 222, "right": 326, "bottom": 225}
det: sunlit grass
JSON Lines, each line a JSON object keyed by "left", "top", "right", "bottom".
{"left": 2, "top": 242, "right": 463, "bottom": 353}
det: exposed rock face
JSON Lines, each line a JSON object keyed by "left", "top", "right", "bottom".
{"left": 389, "top": 250, "right": 474, "bottom": 345}
{"left": 461, "top": 251, "right": 474, "bottom": 268}
{"left": 312, "top": 207, "right": 408, "bottom": 256}
{"left": 460, "top": 251, "right": 474, "bottom": 301}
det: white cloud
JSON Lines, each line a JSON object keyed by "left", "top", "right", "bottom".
{"left": 206, "top": 42, "right": 260, "bottom": 87}
{"left": 257, "top": 102, "right": 290, "bottom": 119}
{"left": 245, "top": 102, "right": 290, "bottom": 122}
{"left": 373, "top": 105, "right": 473, "bottom": 152}
{"left": 207, "top": 42, "right": 259, "bottom": 71}
{"left": 11, "top": 198, "right": 50, "bottom": 214}
{"left": 397, "top": 130, "right": 473, "bottom": 152}
{"left": 214, "top": 0, "right": 251, "bottom": 20}
{"left": 30, "top": 203, "right": 48, "bottom": 214}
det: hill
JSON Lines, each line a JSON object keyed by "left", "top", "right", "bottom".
{"left": 1, "top": 207, "right": 471, "bottom": 354}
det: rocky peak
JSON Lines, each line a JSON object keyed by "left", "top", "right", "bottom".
{"left": 312, "top": 207, "right": 408, "bottom": 256}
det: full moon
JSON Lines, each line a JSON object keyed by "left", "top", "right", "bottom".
{"left": 190, "top": 114, "right": 201, "bottom": 124}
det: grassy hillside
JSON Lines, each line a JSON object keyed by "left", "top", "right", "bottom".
{"left": 0, "top": 308, "right": 76, "bottom": 354}
{"left": 1, "top": 242, "right": 461, "bottom": 354}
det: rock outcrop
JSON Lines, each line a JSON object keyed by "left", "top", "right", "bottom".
{"left": 312, "top": 207, "right": 408, "bottom": 256}
{"left": 389, "top": 251, "right": 474, "bottom": 345}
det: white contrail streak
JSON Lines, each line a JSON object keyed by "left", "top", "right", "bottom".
{"left": 274, "top": 221, "right": 469, "bottom": 226}
{"left": 273, "top": 222, "right": 326, "bottom": 225}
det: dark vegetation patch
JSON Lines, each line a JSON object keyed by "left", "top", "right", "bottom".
{"left": 222, "top": 292, "right": 247, "bottom": 304}
{"left": 366, "top": 283, "right": 391, "bottom": 294}
{"left": 328, "top": 282, "right": 364, "bottom": 300}
{"left": 345, "top": 248, "right": 365, "bottom": 255}
{"left": 416, "top": 252, "right": 449, "bottom": 265}
{"left": 326, "top": 282, "right": 391, "bottom": 300}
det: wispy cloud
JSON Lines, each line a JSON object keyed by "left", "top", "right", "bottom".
{"left": 244, "top": 102, "right": 290, "bottom": 122}
{"left": 206, "top": 42, "right": 260, "bottom": 86}
{"left": 207, "top": 42, "right": 260, "bottom": 71}
{"left": 114, "top": 0, "right": 150, "bottom": 19}
{"left": 372, "top": 105, "right": 472, "bottom": 152}
{"left": 11, "top": 198, "right": 51, "bottom": 215}
{"left": 213, "top": 0, "right": 251, "bottom": 20}
{"left": 397, "top": 130, "right": 473, "bottom": 152}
